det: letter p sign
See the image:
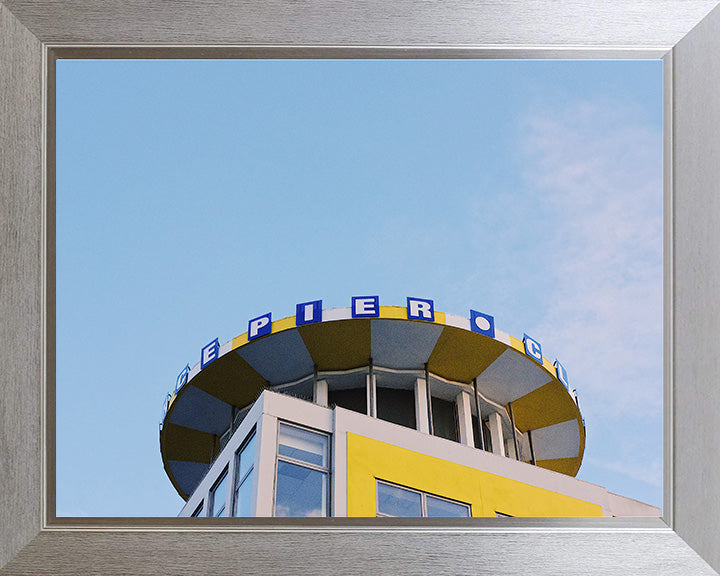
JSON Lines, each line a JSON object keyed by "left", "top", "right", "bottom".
{"left": 249, "top": 312, "right": 272, "bottom": 340}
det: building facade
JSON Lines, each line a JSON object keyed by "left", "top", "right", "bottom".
{"left": 160, "top": 297, "right": 659, "bottom": 518}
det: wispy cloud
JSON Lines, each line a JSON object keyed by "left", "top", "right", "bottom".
{"left": 520, "top": 98, "right": 663, "bottom": 498}
{"left": 523, "top": 99, "right": 663, "bottom": 417}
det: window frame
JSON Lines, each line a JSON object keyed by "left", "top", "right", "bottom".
{"left": 232, "top": 430, "right": 257, "bottom": 517}
{"left": 209, "top": 467, "right": 229, "bottom": 518}
{"left": 375, "top": 479, "right": 471, "bottom": 518}
{"left": 273, "top": 421, "right": 332, "bottom": 517}
{"left": 190, "top": 501, "right": 204, "bottom": 518}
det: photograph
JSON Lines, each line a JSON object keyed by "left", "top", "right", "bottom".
{"left": 56, "top": 59, "right": 663, "bottom": 519}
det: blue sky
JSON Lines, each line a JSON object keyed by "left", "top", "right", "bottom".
{"left": 56, "top": 59, "right": 663, "bottom": 516}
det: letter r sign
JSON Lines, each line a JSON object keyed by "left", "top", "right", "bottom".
{"left": 407, "top": 297, "right": 434, "bottom": 321}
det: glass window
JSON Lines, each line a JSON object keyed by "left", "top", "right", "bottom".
{"left": 376, "top": 387, "right": 416, "bottom": 430}
{"left": 431, "top": 396, "right": 459, "bottom": 442}
{"left": 426, "top": 494, "right": 470, "bottom": 517}
{"left": 472, "top": 415, "right": 482, "bottom": 449}
{"left": 482, "top": 419, "right": 493, "bottom": 453}
{"left": 278, "top": 423, "right": 328, "bottom": 468}
{"left": 376, "top": 480, "right": 471, "bottom": 517}
{"left": 377, "top": 482, "right": 422, "bottom": 517}
{"left": 275, "top": 461, "right": 328, "bottom": 517}
{"left": 210, "top": 469, "right": 228, "bottom": 517}
{"left": 328, "top": 387, "right": 367, "bottom": 415}
{"left": 234, "top": 476, "right": 253, "bottom": 517}
{"left": 237, "top": 433, "right": 256, "bottom": 481}
{"left": 191, "top": 501, "right": 204, "bottom": 517}
{"left": 275, "top": 423, "right": 330, "bottom": 517}
{"left": 233, "top": 432, "right": 256, "bottom": 517}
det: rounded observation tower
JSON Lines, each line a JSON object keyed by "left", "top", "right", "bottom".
{"left": 159, "top": 297, "right": 656, "bottom": 518}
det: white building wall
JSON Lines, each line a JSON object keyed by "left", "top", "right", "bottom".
{"left": 178, "top": 391, "right": 660, "bottom": 519}
{"left": 253, "top": 412, "right": 278, "bottom": 516}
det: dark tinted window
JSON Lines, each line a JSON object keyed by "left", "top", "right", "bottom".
{"left": 328, "top": 387, "right": 367, "bottom": 415}
{"left": 472, "top": 415, "right": 482, "bottom": 449}
{"left": 482, "top": 419, "right": 493, "bottom": 453}
{"left": 431, "top": 396, "right": 458, "bottom": 442}
{"left": 377, "top": 387, "right": 416, "bottom": 429}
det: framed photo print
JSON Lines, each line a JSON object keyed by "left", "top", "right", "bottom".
{"left": 2, "top": 1, "right": 720, "bottom": 574}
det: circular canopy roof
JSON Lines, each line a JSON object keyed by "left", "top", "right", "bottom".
{"left": 160, "top": 306, "right": 584, "bottom": 500}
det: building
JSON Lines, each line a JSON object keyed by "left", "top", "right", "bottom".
{"left": 159, "top": 297, "right": 659, "bottom": 518}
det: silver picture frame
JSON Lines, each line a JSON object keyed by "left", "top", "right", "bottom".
{"left": 2, "top": 1, "right": 720, "bottom": 574}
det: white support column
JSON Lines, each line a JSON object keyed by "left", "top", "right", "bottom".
{"left": 415, "top": 377, "right": 430, "bottom": 434}
{"left": 366, "top": 373, "right": 377, "bottom": 417}
{"left": 455, "top": 390, "right": 475, "bottom": 447}
{"left": 253, "top": 412, "right": 278, "bottom": 516}
{"left": 488, "top": 411, "right": 505, "bottom": 457}
{"left": 505, "top": 437, "right": 517, "bottom": 460}
{"left": 314, "top": 379, "right": 328, "bottom": 407}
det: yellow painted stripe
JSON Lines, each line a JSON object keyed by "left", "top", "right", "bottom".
{"left": 509, "top": 381, "right": 579, "bottom": 433}
{"left": 378, "top": 305, "right": 447, "bottom": 325}
{"left": 272, "top": 315, "right": 296, "bottom": 333}
{"left": 428, "top": 325, "right": 506, "bottom": 383}
{"left": 232, "top": 332, "right": 248, "bottom": 349}
{"left": 160, "top": 423, "right": 215, "bottom": 463}
{"left": 231, "top": 315, "right": 301, "bottom": 349}
{"left": 298, "top": 319, "right": 371, "bottom": 371}
{"left": 536, "top": 457, "right": 583, "bottom": 477}
{"left": 509, "top": 335, "right": 525, "bottom": 353}
{"left": 189, "top": 352, "right": 267, "bottom": 408}
{"left": 541, "top": 356, "right": 555, "bottom": 373}
{"left": 379, "top": 306, "right": 406, "bottom": 319}
{"left": 346, "top": 433, "right": 601, "bottom": 517}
